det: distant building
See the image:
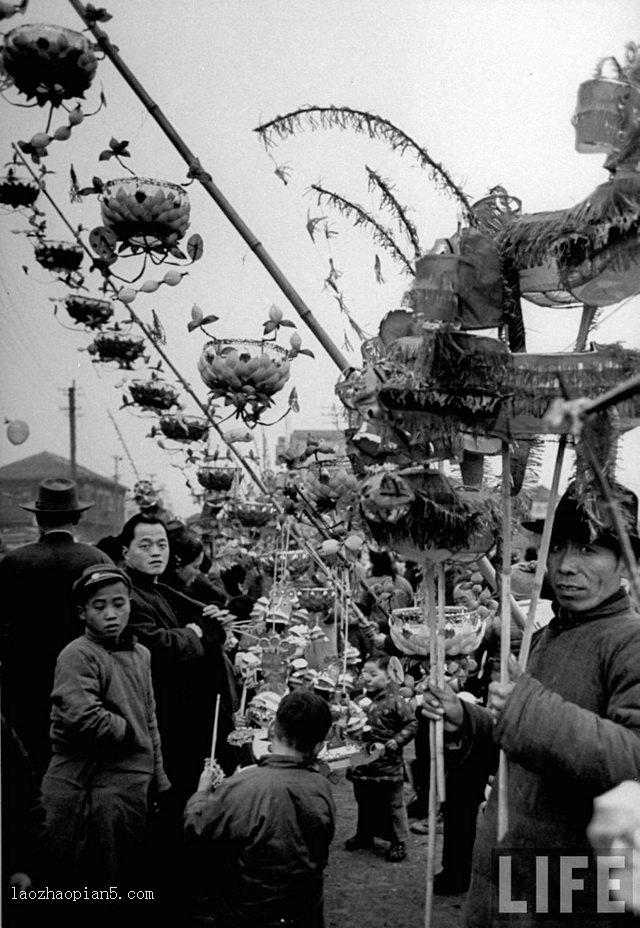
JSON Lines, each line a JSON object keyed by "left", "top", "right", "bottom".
{"left": 0, "top": 451, "right": 127, "bottom": 549}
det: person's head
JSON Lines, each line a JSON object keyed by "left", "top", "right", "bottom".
{"left": 272, "top": 690, "right": 332, "bottom": 759}
{"left": 121, "top": 513, "right": 169, "bottom": 577}
{"left": 21, "top": 477, "right": 93, "bottom": 531}
{"left": 541, "top": 484, "right": 640, "bottom": 613}
{"left": 360, "top": 652, "right": 392, "bottom": 695}
{"left": 72, "top": 565, "right": 131, "bottom": 643}
{"left": 167, "top": 524, "right": 204, "bottom": 584}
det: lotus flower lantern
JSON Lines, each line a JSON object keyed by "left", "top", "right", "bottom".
{"left": 64, "top": 294, "right": 113, "bottom": 329}
{"left": 198, "top": 339, "right": 291, "bottom": 426}
{"left": 34, "top": 239, "right": 83, "bottom": 273}
{"left": 86, "top": 332, "right": 147, "bottom": 369}
{"left": 99, "top": 177, "right": 190, "bottom": 255}
{"left": 0, "top": 167, "right": 39, "bottom": 208}
{"left": 0, "top": 23, "right": 98, "bottom": 106}
{"left": 127, "top": 376, "right": 180, "bottom": 412}
{"left": 158, "top": 414, "right": 209, "bottom": 444}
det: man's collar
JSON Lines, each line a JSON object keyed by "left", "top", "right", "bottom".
{"left": 549, "top": 587, "right": 630, "bottom": 631}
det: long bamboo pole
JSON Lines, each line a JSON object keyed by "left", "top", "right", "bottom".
{"left": 518, "top": 437, "right": 565, "bottom": 669}
{"left": 67, "top": 0, "right": 349, "bottom": 372}
{"left": 497, "top": 441, "right": 512, "bottom": 842}
{"left": 423, "top": 563, "right": 439, "bottom": 928}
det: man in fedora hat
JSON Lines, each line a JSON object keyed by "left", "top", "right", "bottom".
{"left": 0, "top": 478, "right": 112, "bottom": 781}
{"left": 419, "top": 480, "right": 640, "bottom": 927}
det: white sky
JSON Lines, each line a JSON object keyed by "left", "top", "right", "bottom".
{"left": 1, "top": 0, "right": 640, "bottom": 517}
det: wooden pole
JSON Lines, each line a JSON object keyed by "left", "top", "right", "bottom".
{"left": 423, "top": 563, "right": 442, "bottom": 928}
{"left": 67, "top": 0, "right": 350, "bottom": 372}
{"left": 210, "top": 693, "right": 222, "bottom": 762}
{"left": 518, "top": 437, "right": 566, "bottom": 669}
{"left": 435, "top": 563, "right": 447, "bottom": 802}
{"left": 497, "top": 441, "right": 512, "bottom": 841}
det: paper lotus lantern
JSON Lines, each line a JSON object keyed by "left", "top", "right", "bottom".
{"left": 1, "top": 23, "right": 98, "bottom": 106}
{"left": 34, "top": 239, "right": 83, "bottom": 273}
{"left": 389, "top": 605, "right": 486, "bottom": 658}
{"left": 127, "top": 378, "right": 180, "bottom": 412}
{"left": 197, "top": 465, "right": 237, "bottom": 492}
{"left": 99, "top": 177, "right": 190, "bottom": 254}
{"left": 259, "top": 549, "right": 311, "bottom": 578}
{"left": 198, "top": 339, "right": 291, "bottom": 426}
{"left": 64, "top": 294, "right": 113, "bottom": 329}
{"left": 86, "top": 332, "right": 147, "bottom": 369}
{"left": 158, "top": 414, "right": 209, "bottom": 443}
{"left": 0, "top": 169, "right": 39, "bottom": 208}
{"left": 228, "top": 499, "right": 275, "bottom": 527}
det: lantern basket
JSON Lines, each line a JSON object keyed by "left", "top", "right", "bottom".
{"left": 86, "top": 332, "right": 147, "bottom": 369}
{"left": 1, "top": 23, "right": 98, "bottom": 106}
{"left": 127, "top": 379, "right": 180, "bottom": 412}
{"left": 295, "top": 586, "right": 335, "bottom": 612}
{"left": 228, "top": 499, "right": 275, "bottom": 527}
{"left": 198, "top": 339, "right": 291, "bottom": 425}
{"left": 100, "top": 177, "right": 190, "bottom": 253}
{"left": 572, "top": 57, "right": 640, "bottom": 154}
{"left": 259, "top": 549, "right": 311, "bottom": 578}
{"left": 389, "top": 605, "right": 486, "bottom": 658}
{"left": 64, "top": 294, "right": 113, "bottom": 329}
{"left": 34, "top": 239, "right": 84, "bottom": 273}
{"left": 0, "top": 171, "right": 39, "bottom": 209}
{"left": 197, "top": 466, "right": 238, "bottom": 492}
{"left": 158, "top": 414, "right": 209, "bottom": 443}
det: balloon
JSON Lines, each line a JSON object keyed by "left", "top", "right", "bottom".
{"left": 6, "top": 420, "right": 29, "bottom": 445}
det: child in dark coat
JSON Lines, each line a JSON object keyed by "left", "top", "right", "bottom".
{"left": 345, "top": 652, "right": 418, "bottom": 861}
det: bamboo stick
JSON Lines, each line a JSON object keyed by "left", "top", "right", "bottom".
{"left": 435, "top": 563, "right": 447, "bottom": 803}
{"left": 67, "top": 0, "right": 349, "bottom": 372}
{"left": 424, "top": 706, "right": 438, "bottom": 928}
{"left": 210, "top": 693, "right": 222, "bottom": 762}
{"left": 497, "top": 441, "right": 512, "bottom": 842}
{"left": 518, "top": 437, "right": 566, "bottom": 669}
{"left": 477, "top": 556, "right": 526, "bottom": 630}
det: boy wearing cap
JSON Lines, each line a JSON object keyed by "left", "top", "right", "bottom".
{"left": 0, "top": 478, "right": 112, "bottom": 781}
{"left": 420, "top": 482, "right": 640, "bottom": 927}
{"left": 39, "top": 565, "right": 169, "bottom": 890}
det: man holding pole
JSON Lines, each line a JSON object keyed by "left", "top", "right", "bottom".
{"left": 420, "top": 481, "right": 640, "bottom": 927}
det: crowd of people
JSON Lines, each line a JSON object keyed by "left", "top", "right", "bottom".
{"left": 1, "top": 474, "right": 640, "bottom": 928}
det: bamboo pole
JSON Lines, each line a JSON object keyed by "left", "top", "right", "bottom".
{"left": 435, "top": 563, "right": 447, "bottom": 803}
{"left": 497, "top": 441, "right": 512, "bottom": 842}
{"left": 210, "top": 693, "right": 222, "bottom": 762}
{"left": 518, "top": 437, "right": 565, "bottom": 669}
{"left": 67, "top": 0, "right": 350, "bottom": 372}
{"left": 424, "top": 718, "right": 438, "bottom": 928}
{"left": 477, "top": 556, "right": 526, "bottom": 630}
{"left": 423, "top": 563, "right": 442, "bottom": 928}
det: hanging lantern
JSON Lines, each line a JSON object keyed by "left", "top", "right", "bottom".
{"left": 259, "top": 550, "right": 311, "bottom": 578}
{"left": 0, "top": 23, "right": 98, "bottom": 106}
{"left": 295, "top": 586, "right": 334, "bottom": 612}
{"left": 304, "top": 460, "right": 359, "bottom": 512}
{"left": 6, "top": 419, "right": 29, "bottom": 445}
{"left": 197, "top": 465, "right": 237, "bottom": 492}
{"left": 0, "top": 168, "right": 39, "bottom": 208}
{"left": 99, "top": 177, "right": 190, "bottom": 254}
{"left": 34, "top": 239, "right": 83, "bottom": 273}
{"left": 64, "top": 294, "right": 113, "bottom": 329}
{"left": 127, "top": 377, "right": 180, "bottom": 412}
{"left": 572, "top": 56, "right": 640, "bottom": 154}
{"left": 389, "top": 605, "right": 486, "bottom": 658}
{"left": 86, "top": 332, "right": 147, "bottom": 369}
{"left": 158, "top": 414, "right": 209, "bottom": 443}
{"left": 228, "top": 498, "right": 275, "bottom": 527}
{"left": 198, "top": 339, "right": 291, "bottom": 426}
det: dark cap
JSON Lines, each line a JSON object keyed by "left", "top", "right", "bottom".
{"left": 522, "top": 482, "right": 640, "bottom": 555}
{"left": 73, "top": 565, "right": 132, "bottom": 602}
{"left": 21, "top": 477, "right": 93, "bottom": 514}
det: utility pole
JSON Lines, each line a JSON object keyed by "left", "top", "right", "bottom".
{"left": 64, "top": 382, "right": 78, "bottom": 480}
{"left": 113, "top": 455, "right": 122, "bottom": 483}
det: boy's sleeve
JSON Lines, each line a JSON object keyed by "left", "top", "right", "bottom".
{"left": 141, "top": 646, "right": 171, "bottom": 792}
{"left": 50, "top": 646, "right": 131, "bottom": 754}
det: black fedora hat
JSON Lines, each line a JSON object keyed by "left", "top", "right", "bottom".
{"left": 21, "top": 477, "right": 94, "bottom": 514}
{"left": 522, "top": 481, "right": 640, "bottom": 555}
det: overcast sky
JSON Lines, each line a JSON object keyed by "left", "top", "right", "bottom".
{"left": 1, "top": 0, "right": 639, "bottom": 517}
